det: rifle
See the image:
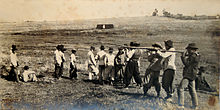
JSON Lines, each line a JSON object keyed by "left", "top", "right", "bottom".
{"left": 123, "top": 46, "right": 184, "bottom": 53}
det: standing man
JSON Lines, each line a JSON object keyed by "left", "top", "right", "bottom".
{"left": 114, "top": 47, "right": 126, "bottom": 82}
{"left": 143, "top": 43, "right": 163, "bottom": 97}
{"left": 123, "top": 42, "right": 143, "bottom": 88}
{"left": 87, "top": 46, "right": 98, "bottom": 80}
{"left": 178, "top": 43, "right": 200, "bottom": 109}
{"left": 96, "top": 45, "right": 107, "bottom": 85}
{"left": 157, "top": 40, "right": 176, "bottom": 100}
{"left": 69, "top": 49, "right": 77, "bottom": 79}
{"left": 9, "top": 45, "right": 20, "bottom": 82}
{"left": 54, "top": 45, "right": 66, "bottom": 79}
{"left": 104, "top": 47, "right": 115, "bottom": 85}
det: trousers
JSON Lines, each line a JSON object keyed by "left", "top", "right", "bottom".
{"left": 162, "top": 69, "right": 175, "bottom": 96}
{"left": 143, "top": 70, "right": 161, "bottom": 95}
{"left": 55, "top": 63, "right": 63, "bottom": 79}
{"left": 178, "top": 78, "right": 198, "bottom": 107}
{"left": 123, "top": 60, "right": 142, "bottom": 87}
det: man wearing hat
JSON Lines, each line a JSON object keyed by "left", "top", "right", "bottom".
{"left": 9, "top": 45, "right": 20, "bottom": 82}
{"left": 123, "top": 42, "right": 143, "bottom": 88}
{"left": 114, "top": 47, "right": 126, "bottom": 83}
{"left": 177, "top": 43, "right": 200, "bottom": 109}
{"left": 54, "top": 44, "right": 66, "bottom": 79}
{"left": 157, "top": 40, "right": 176, "bottom": 100}
{"left": 104, "top": 47, "right": 115, "bottom": 84}
{"left": 69, "top": 49, "right": 77, "bottom": 79}
{"left": 143, "top": 42, "right": 163, "bottom": 97}
{"left": 95, "top": 45, "right": 107, "bottom": 85}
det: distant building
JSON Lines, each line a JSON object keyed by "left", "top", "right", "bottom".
{"left": 96, "top": 24, "right": 114, "bottom": 29}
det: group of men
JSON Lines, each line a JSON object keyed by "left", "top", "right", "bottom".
{"left": 87, "top": 40, "right": 201, "bottom": 109}
{"left": 7, "top": 45, "right": 38, "bottom": 82}
{"left": 6, "top": 40, "right": 202, "bottom": 109}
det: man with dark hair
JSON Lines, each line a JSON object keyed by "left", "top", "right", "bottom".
{"left": 143, "top": 43, "right": 163, "bottom": 97}
{"left": 123, "top": 42, "right": 143, "bottom": 88}
{"left": 157, "top": 40, "right": 176, "bottom": 100}
{"left": 96, "top": 45, "right": 107, "bottom": 85}
{"left": 54, "top": 44, "right": 66, "bottom": 79}
{"left": 21, "top": 66, "right": 38, "bottom": 82}
{"left": 69, "top": 49, "right": 77, "bottom": 79}
{"left": 9, "top": 45, "right": 20, "bottom": 82}
{"left": 104, "top": 47, "right": 115, "bottom": 84}
{"left": 178, "top": 43, "right": 200, "bottom": 109}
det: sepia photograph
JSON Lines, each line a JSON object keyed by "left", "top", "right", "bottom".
{"left": 0, "top": 0, "right": 219, "bottom": 109}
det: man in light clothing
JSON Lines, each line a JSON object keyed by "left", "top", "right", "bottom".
{"left": 157, "top": 40, "right": 176, "bottom": 100}
{"left": 96, "top": 45, "right": 107, "bottom": 85}
{"left": 69, "top": 49, "right": 77, "bottom": 79}
{"left": 104, "top": 47, "right": 115, "bottom": 85}
{"left": 21, "top": 66, "right": 37, "bottom": 82}
{"left": 88, "top": 46, "right": 98, "bottom": 80}
{"left": 9, "top": 45, "right": 20, "bottom": 82}
{"left": 54, "top": 45, "right": 66, "bottom": 79}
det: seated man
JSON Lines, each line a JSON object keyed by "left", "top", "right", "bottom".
{"left": 21, "top": 66, "right": 38, "bottom": 82}
{"left": 195, "top": 66, "right": 216, "bottom": 92}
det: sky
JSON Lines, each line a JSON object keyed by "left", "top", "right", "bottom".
{"left": 0, "top": 0, "right": 220, "bottom": 21}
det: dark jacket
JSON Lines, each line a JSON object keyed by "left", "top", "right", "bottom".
{"left": 147, "top": 54, "right": 163, "bottom": 71}
{"left": 181, "top": 52, "right": 200, "bottom": 80}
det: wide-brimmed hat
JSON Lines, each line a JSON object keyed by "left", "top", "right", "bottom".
{"left": 60, "top": 45, "right": 67, "bottom": 52}
{"left": 100, "top": 45, "right": 105, "bottom": 50}
{"left": 56, "top": 45, "right": 61, "bottom": 50}
{"left": 164, "top": 40, "right": 173, "bottom": 47}
{"left": 152, "top": 42, "right": 163, "bottom": 49}
{"left": 11, "top": 45, "right": 17, "bottom": 50}
{"left": 186, "top": 43, "right": 198, "bottom": 50}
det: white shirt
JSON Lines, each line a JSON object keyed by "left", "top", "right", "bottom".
{"left": 22, "top": 70, "right": 36, "bottom": 82}
{"left": 127, "top": 49, "right": 135, "bottom": 60}
{"left": 54, "top": 50, "right": 65, "bottom": 66}
{"left": 70, "top": 54, "right": 76, "bottom": 66}
{"left": 157, "top": 48, "right": 176, "bottom": 70}
{"left": 10, "top": 51, "right": 18, "bottom": 67}
{"left": 96, "top": 50, "right": 106, "bottom": 65}
{"left": 105, "top": 53, "right": 115, "bottom": 66}
{"left": 88, "top": 50, "right": 96, "bottom": 66}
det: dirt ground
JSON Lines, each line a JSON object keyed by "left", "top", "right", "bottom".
{"left": 0, "top": 16, "right": 219, "bottom": 109}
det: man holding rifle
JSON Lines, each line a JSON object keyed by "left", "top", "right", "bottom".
{"left": 143, "top": 42, "right": 163, "bottom": 97}
{"left": 157, "top": 40, "right": 176, "bottom": 101}
{"left": 177, "top": 43, "right": 200, "bottom": 109}
{"left": 123, "top": 42, "right": 143, "bottom": 88}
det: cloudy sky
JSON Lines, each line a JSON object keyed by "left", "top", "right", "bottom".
{"left": 0, "top": 0, "right": 219, "bottom": 21}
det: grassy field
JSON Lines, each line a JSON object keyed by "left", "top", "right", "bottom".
{"left": 0, "top": 16, "right": 219, "bottom": 109}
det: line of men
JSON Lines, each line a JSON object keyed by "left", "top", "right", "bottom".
{"left": 7, "top": 40, "right": 201, "bottom": 109}
{"left": 87, "top": 40, "right": 201, "bottom": 109}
